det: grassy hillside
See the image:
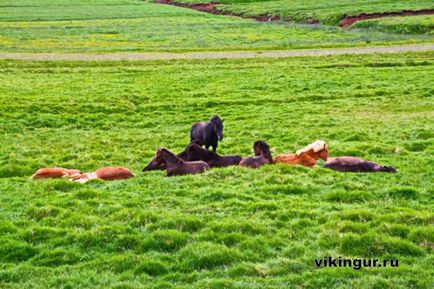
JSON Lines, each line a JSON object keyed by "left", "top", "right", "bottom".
{"left": 0, "top": 0, "right": 432, "bottom": 53}
{"left": 0, "top": 52, "right": 433, "bottom": 288}
{"left": 175, "top": 0, "right": 434, "bottom": 25}
{"left": 351, "top": 15, "right": 434, "bottom": 35}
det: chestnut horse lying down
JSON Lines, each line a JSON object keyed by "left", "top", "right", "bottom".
{"left": 31, "top": 167, "right": 135, "bottom": 182}
{"left": 274, "top": 140, "right": 329, "bottom": 167}
{"left": 185, "top": 143, "right": 242, "bottom": 168}
{"left": 31, "top": 168, "right": 81, "bottom": 179}
{"left": 144, "top": 148, "right": 209, "bottom": 176}
{"left": 324, "top": 157, "right": 397, "bottom": 173}
{"left": 70, "top": 167, "right": 136, "bottom": 183}
{"left": 240, "top": 140, "right": 273, "bottom": 169}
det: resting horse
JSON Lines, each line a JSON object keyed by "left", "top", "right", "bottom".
{"left": 190, "top": 115, "right": 224, "bottom": 152}
{"left": 142, "top": 148, "right": 189, "bottom": 171}
{"left": 185, "top": 143, "right": 242, "bottom": 168}
{"left": 31, "top": 168, "right": 81, "bottom": 179}
{"left": 240, "top": 140, "right": 273, "bottom": 169}
{"left": 274, "top": 140, "right": 329, "bottom": 167}
{"left": 145, "top": 148, "right": 209, "bottom": 176}
{"left": 70, "top": 167, "right": 136, "bottom": 183}
{"left": 324, "top": 157, "right": 397, "bottom": 173}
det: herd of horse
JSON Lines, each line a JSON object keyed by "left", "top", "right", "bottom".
{"left": 31, "top": 115, "right": 397, "bottom": 182}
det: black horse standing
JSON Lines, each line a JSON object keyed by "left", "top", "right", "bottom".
{"left": 190, "top": 115, "right": 224, "bottom": 152}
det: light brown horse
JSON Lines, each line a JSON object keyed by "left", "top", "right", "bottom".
{"left": 274, "top": 140, "right": 329, "bottom": 167}
{"left": 31, "top": 168, "right": 81, "bottom": 179}
{"left": 71, "top": 166, "right": 136, "bottom": 183}
{"left": 145, "top": 148, "right": 209, "bottom": 176}
{"left": 240, "top": 140, "right": 273, "bottom": 169}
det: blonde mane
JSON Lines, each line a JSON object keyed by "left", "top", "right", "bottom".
{"left": 296, "top": 140, "right": 327, "bottom": 156}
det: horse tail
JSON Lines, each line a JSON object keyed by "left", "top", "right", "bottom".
{"left": 378, "top": 166, "right": 398, "bottom": 173}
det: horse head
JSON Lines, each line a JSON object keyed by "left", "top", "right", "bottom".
{"left": 210, "top": 115, "right": 224, "bottom": 141}
{"left": 319, "top": 143, "right": 329, "bottom": 161}
{"left": 142, "top": 148, "right": 167, "bottom": 171}
{"left": 253, "top": 140, "right": 273, "bottom": 163}
{"left": 142, "top": 157, "right": 162, "bottom": 172}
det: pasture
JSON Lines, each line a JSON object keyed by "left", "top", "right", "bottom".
{"left": 175, "top": 0, "right": 434, "bottom": 25}
{"left": 351, "top": 15, "right": 434, "bottom": 35}
{"left": 0, "top": 0, "right": 433, "bottom": 53}
{"left": 1, "top": 0, "right": 434, "bottom": 288}
{"left": 0, "top": 52, "right": 433, "bottom": 288}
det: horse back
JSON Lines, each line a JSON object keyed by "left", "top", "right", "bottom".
{"left": 324, "top": 157, "right": 377, "bottom": 172}
{"left": 212, "top": 155, "right": 242, "bottom": 167}
{"left": 190, "top": 122, "right": 206, "bottom": 143}
{"left": 274, "top": 153, "right": 317, "bottom": 167}
{"left": 167, "top": 160, "right": 209, "bottom": 176}
{"left": 240, "top": 156, "right": 268, "bottom": 169}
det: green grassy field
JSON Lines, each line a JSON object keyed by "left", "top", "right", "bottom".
{"left": 175, "top": 0, "right": 434, "bottom": 25}
{"left": 351, "top": 15, "right": 434, "bottom": 35}
{"left": 0, "top": 0, "right": 432, "bottom": 53}
{"left": 0, "top": 52, "right": 433, "bottom": 288}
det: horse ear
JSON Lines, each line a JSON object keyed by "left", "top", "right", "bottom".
{"left": 221, "top": 119, "right": 224, "bottom": 123}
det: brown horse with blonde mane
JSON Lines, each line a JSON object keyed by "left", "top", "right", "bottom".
{"left": 274, "top": 140, "right": 329, "bottom": 167}
{"left": 143, "top": 148, "right": 209, "bottom": 176}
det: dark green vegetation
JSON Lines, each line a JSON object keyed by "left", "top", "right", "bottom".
{"left": 351, "top": 15, "right": 434, "bottom": 35}
{"left": 0, "top": 0, "right": 432, "bottom": 53}
{"left": 176, "top": 0, "right": 434, "bottom": 25}
{"left": 0, "top": 52, "right": 433, "bottom": 288}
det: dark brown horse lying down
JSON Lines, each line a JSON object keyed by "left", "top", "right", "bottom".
{"left": 324, "top": 157, "right": 397, "bottom": 173}
{"left": 142, "top": 149, "right": 189, "bottom": 171}
{"left": 145, "top": 148, "right": 209, "bottom": 176}
{"left": 185, "top": 143, "right": 242, "bottom": 167}
{"left": 240, "top": 140, "right": 273, "bottom": 169}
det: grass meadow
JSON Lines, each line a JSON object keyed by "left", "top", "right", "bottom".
{"left": 351, "top": 15, "right": 434, "bottom": 35}
{"left": 175, "top": 0, "right": 434, "bottom": 25}
{"left": 0, "top": 52, "right": 433, "bottom": 288}
{"left": 0, "top": 0, "right": 433, "bottom": 53}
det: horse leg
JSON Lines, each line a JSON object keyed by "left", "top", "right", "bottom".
{"left": 212, "top": 144, "right": 217, "bottom": 152}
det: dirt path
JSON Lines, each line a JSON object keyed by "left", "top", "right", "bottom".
{"left": 1, "top": 44, "right": 433, "bottom": 61}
